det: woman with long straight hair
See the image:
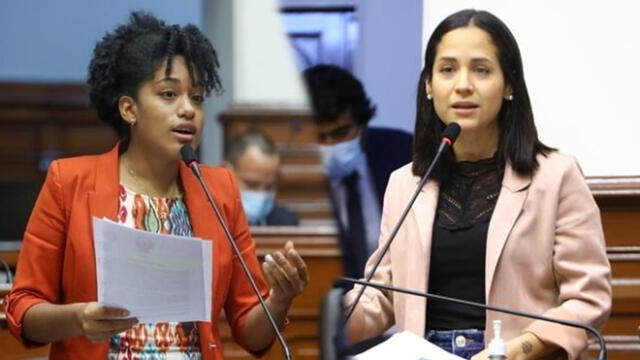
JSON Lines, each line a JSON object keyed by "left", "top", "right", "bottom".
{"left": 345, "top": 9, "right": 611, "bottom": 360}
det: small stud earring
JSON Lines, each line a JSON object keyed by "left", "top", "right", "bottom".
{"left": 506, "top": 95, "right": 513, "bottom": 101}
{"left": 427, "top": 93, "right": 433, "bottom": 100}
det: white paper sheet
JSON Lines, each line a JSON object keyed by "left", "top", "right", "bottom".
{"left": 93, "top": 217, "right": 212, "bottom": 323}
{"left": 353, "top": 331, "right": 465, "bottom": 360}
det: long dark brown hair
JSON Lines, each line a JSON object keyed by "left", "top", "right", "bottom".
{"left": 412, "top": 9, "right": 552, "bottom": 181}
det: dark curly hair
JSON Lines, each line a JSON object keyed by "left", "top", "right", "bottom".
{"left": 87, "top": 11, "right": 222, "bottom": 143}
{"left": 303, "top": 64, "right": 376, "bottom": 126}
{"left": 413, "top": 9, "right": 552, "bottom": 182}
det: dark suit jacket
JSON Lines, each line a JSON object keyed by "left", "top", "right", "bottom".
{"left": 265, "top": 204, "right": 299, "bottom": 226}
{"left": 364, "top": 128, "right": 414, "bottom": 206}
{"left": 331, "top": 127, "right": 413, "bottom": 279}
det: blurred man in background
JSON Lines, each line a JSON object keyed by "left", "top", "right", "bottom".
{"left": 303, "top": 64, "right": 412, "bottom": 278}
{"left": 223, "top": 130, "right": 299, "bottom": 226}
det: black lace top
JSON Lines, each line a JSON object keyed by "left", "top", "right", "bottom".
{"left": 426, "top": 155, "right": 504, "bottom": 331}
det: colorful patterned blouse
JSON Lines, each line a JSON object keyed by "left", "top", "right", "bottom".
{"left": 108, "top": 185, "right": 202, "bottom": 360}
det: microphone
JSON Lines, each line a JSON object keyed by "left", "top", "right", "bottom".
{"left": 342, "top": 122, "right": 461, "bottom": 324}
{"left": 180, "top": 145, "right": 292, "bottom": 360}
{"left": 337, "top": 277, "right": 607, "bottom": 360}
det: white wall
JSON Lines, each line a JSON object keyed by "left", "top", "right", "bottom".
{"left": 0, "top": 0, "right": 305, "bottom": 164}
{"left": 0, "top": 0, "right": 201, "bottom": 82}
{"left": 355, "top": 0, "right": 423, "bottom": 133}
{"left": 423, "top": 0, "right": 640, "bottom": 176}
{"left": 201, "top": 0, "right": 232, "bottom": 165}
{"left": 233, "top": 0, "right": 307, "bottom": 107}
{"left": 200, "top": 0, "right": 307, "bottom": 164}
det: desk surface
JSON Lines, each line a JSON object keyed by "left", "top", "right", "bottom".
{"left": 0, "top": 241, "right": 21, "bottom": 251}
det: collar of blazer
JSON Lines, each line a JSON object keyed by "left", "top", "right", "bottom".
{"left": 87, "top": 143, "right": 218, "bottom": 243}
{"left": 408, "top": 161, "right": 532, "bottom": 297}
{"left": 85, "top": 143, "right": 221, "bottom": 309}
{"left": 502, "top": 161, "right": 532, "bottom": 193}
{"left": 486, "top": 162, "right": 531, "bottom": 297}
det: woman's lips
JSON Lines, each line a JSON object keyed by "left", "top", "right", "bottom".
{"left": 452, "top": 106, "right": 478, "bottom": 117}
{"left": 172, "top": 130, "right": 196, "bottom": 143}
{"left": 172, "top": 123, "right": 197, "bottom": 143}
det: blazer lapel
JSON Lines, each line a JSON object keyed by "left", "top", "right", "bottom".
{"left": 88, "top": 145, "right": 121, "bottom": 225}
{"left": 180, "top": 163, "right": 220, "bottom": 319}
{"left": 86, "top": 145, "right": 120, "bottom": 299}
{"left": 485, "top": 164, "right": 531, "bottom": 299}
{"left": 180, "top": 163, "right": 218, "bottom": 242}
{"left": 412, "top": 180, "right": 439, "bottom": 261}
{"left": 407, "top": 177, "right": 438, "bottom": 334}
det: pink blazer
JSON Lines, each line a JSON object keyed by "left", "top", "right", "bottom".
{"left": 346, "top": 151, "right": 611, "bottom": 359}
{"left": 5, "top": 145, "right": 269, "bottom": 359}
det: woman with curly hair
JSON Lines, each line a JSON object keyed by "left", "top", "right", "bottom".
{"left": 4, "top": 11, "right": 308, "bottom": 359}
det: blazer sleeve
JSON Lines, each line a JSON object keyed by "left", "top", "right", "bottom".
{"left": 344, "top": 169, "right": 399, "bottom": 342}
{"left": 524, "top": 158, "right": 612, "bottom": 359}
{"left": 4, "top": 161, "right": 68, "bottom": 346}
{"left": 220, "top": 169, "right": 273, "bottom": 351}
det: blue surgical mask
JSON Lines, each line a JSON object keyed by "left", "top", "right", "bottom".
{"left": 241, "top": 190, "right": 275, "bottom": 225}
{"left": 319, "top": 135, "right": 363, "bottom": 180}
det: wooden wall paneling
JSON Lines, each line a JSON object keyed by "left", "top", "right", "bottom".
{"left": 0, "top": 123, "right": 42, "bottom": 182}
{"left": 1, "top": 200, "right": 639, "bottom": 359}
{"left": 0, "top": 327, "right": 50, "bottom": 360}
{"left": 0, "top": 248, "right": 19, "bottom": 268}
{"left": 215, "top": 226, "right": 341, "bottom": 359}
{"left": 1, "top": 272, "right": 49, "bottom": 359}
{"left": 2, "top": 84, "right": 640, "bottom": 358}
{"left": 219, "top": 107, "right": 335, "bottom": 224}
{"left": 600, "top": 212, "right": 640, "bottom": 247}
{"left": 0, "top": 82, "right": 117, "bottom": 183}
{"left": 590, "top": 177, "right": 640, "bottom": 359}
{"left": 0, "top": 290, "right": 50, "bottom": 358}
{"left": 0, "top": 82, "right": 115, "bottom": 358}
{"left": 219, "top": 107, "right": 318, "bottom": 145}
{"left": 589, "top": 176, "right": 640, "bottom": 209}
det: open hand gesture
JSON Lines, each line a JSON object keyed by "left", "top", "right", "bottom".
{"left": 261, "top": 240, "right": 309, "bottom": 305}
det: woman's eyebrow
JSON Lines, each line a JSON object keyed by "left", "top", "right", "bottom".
{"left": 436, "top": 56, "right": 457, "bottom": 62}
{"left": 471, "top": 57, "right": 494, "bottom": 64}
{"left": 154, "top": 77, "right": 181, "bottom": 85}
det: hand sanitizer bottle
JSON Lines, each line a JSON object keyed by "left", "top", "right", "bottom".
{"left": 488, "top": 320, "right": 507, "bottom": 360}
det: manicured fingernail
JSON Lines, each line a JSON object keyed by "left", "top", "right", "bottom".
{"left": 265, "top": 254, "right": 274, "bottom": 262}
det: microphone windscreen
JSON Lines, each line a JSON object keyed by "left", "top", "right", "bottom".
{"left": 180, "top": 145, "right": 198, "bottom": 164}
{"left": 441, "top": 122, "right": 461, "bottom": 143}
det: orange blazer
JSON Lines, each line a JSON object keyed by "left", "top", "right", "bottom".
{"left": 346, "top": 152, "right": 612, "bottom": 359}
{"left": 5, "top": 145, "right": 269, "bottom": 359}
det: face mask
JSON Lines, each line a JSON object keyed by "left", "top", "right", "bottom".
{"left": 241, "top": 190, "right": 275, "bottom": 225}
{"left": 319, "top": 135, "right": 363, "bottom": 180}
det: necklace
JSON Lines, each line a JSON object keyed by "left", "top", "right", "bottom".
{"left": 123, "top": 158, "right": 182, "bottom": 198}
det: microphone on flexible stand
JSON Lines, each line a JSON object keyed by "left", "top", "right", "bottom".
{"left": 342, "top": 122, "right": 461, "bottom": 325}
{"left": 180, "top": 145, "right": 292, "bottom": 360}
{"left": 336, "top": 277, "right": 607, "bottom": 360}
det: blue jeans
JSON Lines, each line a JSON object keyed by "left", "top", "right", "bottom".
{"left": 425, "top": 329, "right": 485, "bottom": 359}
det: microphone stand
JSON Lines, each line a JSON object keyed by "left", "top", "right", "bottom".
{"left": 339, "top": 277, "right": 607, "bottom": 360}
{"left": 343, "top": 132, "right": 456, "bottom": 325}
{"left": 185, "top": 159, "right": 292, "bottom": 360}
